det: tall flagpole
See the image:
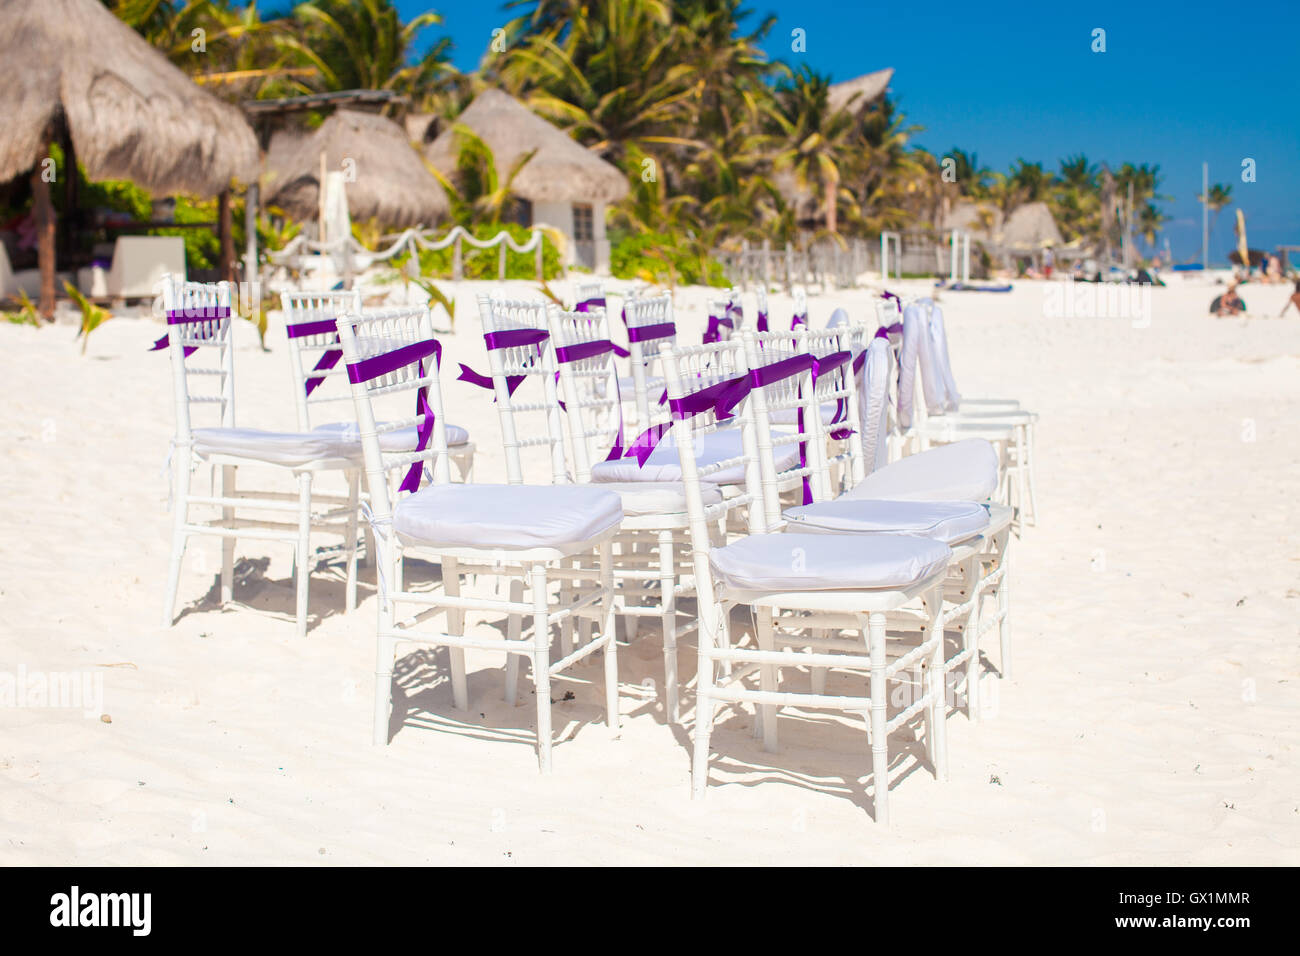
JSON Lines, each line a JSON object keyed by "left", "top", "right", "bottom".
{"left": 1201, "top": 162, "right": 1209, "bottom": 270}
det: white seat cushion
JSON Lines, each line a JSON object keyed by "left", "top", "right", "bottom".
{"left": 312, "top": 420, "right": 470, "bottom": 450}
{"left": 394, "top": 484, "right": 622, "bottom": 552}
{"left": 841, "top": 438, "right": 999, "bottom": 503}
{"left": 783, "top": 499, "right": 989, "bottom": 545}
{"left": 192, "top": 427, "right": 354, "bottom": 467}
{"left": 591, "top": 428, "right": 797, "bottom": 485}
{"left": 589, "top": 481, "right": 722, "bottom": 517}
{"left": 710, "top": 532, "right": 951, "bottom": 593}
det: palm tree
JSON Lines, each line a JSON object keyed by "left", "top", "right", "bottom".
{"left": 288, "top": 0, "right": 455, "bottom": 109}
{"left": 496, "top": 0, "right": 700, "bottom": 163}
{"left": 764, "top": 65, "right": 857, "bottom": 234}
{"left": 945, "top": 148, "right": 990, "bottom": 197}
{"left": 1197, "top": 182, "right": 1233, "bottom": 242}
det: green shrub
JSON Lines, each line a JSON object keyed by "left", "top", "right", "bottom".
{"left": 610, "top": 230, "right": 729, "bottom": 287}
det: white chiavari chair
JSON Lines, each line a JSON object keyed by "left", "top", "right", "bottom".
{"left": 160, "top": 275, "right": 361, "bottom": 636}
{"left": 662, "top": 336, "right": 952, "bottom": 824}
{"left": 336, "top": 303, "right": 622, "bottom": 772}
{"left": 548, "top": 302, "right": 725, "bottom": 721}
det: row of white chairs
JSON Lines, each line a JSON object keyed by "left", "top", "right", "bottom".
{"left": 156, "top": 278, "right": 1028, "bottom": 823}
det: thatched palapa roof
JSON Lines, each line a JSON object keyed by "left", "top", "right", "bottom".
{"left": 0, "top": 0, "right": 258, "bottom": 195}
{"left": 998, "top": 201, "right": 1063, "bottom": 251}
{"left": 264, "top": 110, "right": 448, "bottom": 228}
{"left": 828, "top": 69, "right": 894, "bottom": 113}
{"left": 425, "top": 89, "right": 629, "bottom": 205}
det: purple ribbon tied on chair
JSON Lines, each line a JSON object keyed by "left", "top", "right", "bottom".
{"left": 555, "top": 338, "right": 630, "bottom": 461}
{"left": 347, "top": 338, "right": 443, "bottom": 493}
{"left": 150, "top": 306, "right": 231, "bottom": 357}
{"left": 702, "top": 310, "right": 734, "bottom": 344}
{"left": 812, "top": 350, "right": 854, "bottom": 442}
{"left": 790, "top": 308, "right": 808, "bottom": 330}
{"left": 574, "top": 296, "right": 606, "bottom": 314}
{"left": 713, "top": 353, "right": 818, "bottom": 503}
{"left": 456, "top": 327, "right": 550, "bottom": 398}
{"left": 286, "top": 317, "right": 342, "bottom": 396}
{"left": 874, "top": 321, "right": 903, "bottom": 340}
{"left": 624, "top": 373, "right": 747, "bottom": 466}
{"left": 755, "top": 310, "right": 769, "bottom": 332}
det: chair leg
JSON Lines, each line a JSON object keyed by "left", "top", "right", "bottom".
{"left": 867, "top": 611, "right": 890, "bottom": 825}
{"left": 530, "top": 563, "right": 553, "bottom": 774}
{"left": 344, "top": 470, "right": 360, "bottom": 613}
{"left": 691, "top": 644, "right": 715, "bottom": 801}
{"left": 559, "top": 559, "right": 574, "bottom": 659}
{"left": 998, "top": 537, "right": 1013, "bottom": 680}
{"left": 505, "top": 578, "right": 524, "bottom": 706}
{"left": 923, "top": 586, "right": 949, "bottom": 782}
{"left": 657, "top": 529, "right": 679, "bottom": 721}
{"left": 600, "top": 540, "right": 620, "bottom": 734}
{"left": 1014, "top": 428, "right": 1028, "bottom": 532}
{"left": 220, "top": 465, "right": 236, "bottom": 605}
{"left": 162, "top": 454, "right": 192, "bottom": 627}
{"left": 444, "top": 556, "right": 468, "bottom": 710}
{"left": 294, "top": 472, "right": 312, "bottom": 637}
{"left": 757, "top": 606, "right": 778, "bottom": 753}
{"left": 1025, "top": 423, "right": 1039, "bottom": 526}
{"left": 810, "top": 627, "right": 827, "bottom": 696}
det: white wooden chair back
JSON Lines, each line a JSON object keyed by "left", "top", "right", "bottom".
{"left": 476, "top": 294, "right": 568, "bottom": 485}
{"left": 572, "top": 279, "right": 606, "bottom": 312}
{"left": 658, "top": 338, "right": 756, "bottom": 639}
{"left": 737, "top": 329, "right": 823, "bottom": 531}
{"left": 801, "top": 326, "right": 865, "bottom": 494}
{"left": 281, "top": 289, "right": 364, "bottom": 430}
{"left": 160, "top": 274, "right": 236, "bottom": 445}
{"left": 623, "top": 292, "right": 676, "bottom": 434}
{"left": 546, "top": 304, "right": 624, "bottom": 483}
{"left": 334, "top": 305, "right": 450, "bottom": 526}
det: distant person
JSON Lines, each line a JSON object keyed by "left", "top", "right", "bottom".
{"left": 1279, "top": 280, "right": 1300, "bottom": 317}
{"left": 1211, "top": 283, "right": 1245, "bottom": 316}
{"left": 1265, "top": 254, "right": 1282, "bottom": 284}
{"left": 1043, "top": 247, "right": 1055, "bottom": 278}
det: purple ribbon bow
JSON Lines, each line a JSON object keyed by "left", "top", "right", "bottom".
{"left": 574, "top": 296, "right": 606, "bottom": 314}
{"left": 456, "top": 327, "right": 550, "bottom": 398}
{"left": 755, "top": 310, "right": 769, "bottom": 332}
{"left": 286, "top": 317, "right": 343, "bottom": 397}
{"left": 150, "top": 306, "right": 231, "bottom": 357}
{"left": 347, "top": 339, "right": 443, "bottom": 493}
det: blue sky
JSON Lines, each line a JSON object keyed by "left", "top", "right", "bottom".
{"left": 396, "top": 0, "right": 1299, "bottom": 262}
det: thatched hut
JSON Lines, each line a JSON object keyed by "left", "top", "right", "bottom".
{"left": 998, "top": 201, "right": 1064, "bottom": 254}
{"left": 0, "top": 0, "right": 259, "bottom": 315}
{"left": 264, "top": 110, "right": 448, "bottom": 230}
{"left": 424, "top": 89, "right": 629, "bottom": 272}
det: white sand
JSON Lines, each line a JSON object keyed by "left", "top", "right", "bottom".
{"left": 2, "top": 276, "right": 1298, "bottom": 865}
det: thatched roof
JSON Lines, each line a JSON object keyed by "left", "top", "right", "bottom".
{"left": 997, "top": 201, "right": 1063, "bottom": 251}
{"left": 942, "top": 201, "right": 1002, "bottom": 242}
{"left": 0, "top": 0, "right": 258, "bottom": 195}
{"left": 425, "top": 89, "right": 629, "bottom": 204}
{"left": 828, "top": 69, "right": 894, "bottom": 113}
{"left": 264, "top": 110, "right": 448, "bottom": 228}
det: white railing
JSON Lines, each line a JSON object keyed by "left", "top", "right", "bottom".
{"left": 267, "top": 225, "right": 550, "bottom": 281}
